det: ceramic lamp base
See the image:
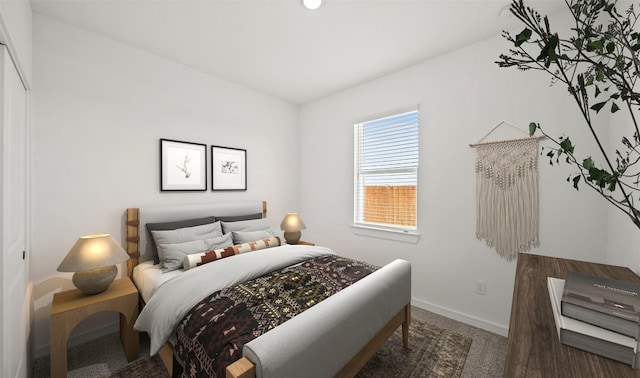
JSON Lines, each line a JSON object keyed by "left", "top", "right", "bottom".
{"left": 72, "top": 265, "right": 118, "bottom": 295}
{"left": 284, "top": 230, "right": 302, "bottom": 244}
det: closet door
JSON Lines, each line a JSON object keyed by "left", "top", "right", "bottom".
{"left": 0, "top": 44, "right": 28, "bottom": 378}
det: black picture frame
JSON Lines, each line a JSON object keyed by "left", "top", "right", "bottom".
{"left": 160, "top": 138, "right": 207, "bottom": 191}
{"left": 211, "top": 145, "right": 247, "bottom": 191}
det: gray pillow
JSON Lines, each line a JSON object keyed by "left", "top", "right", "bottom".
{"left": 151, "top": 222, "right": 223, "bottom": 267}
{"left": 231, "top": 229, "right": 276, "bottom": 244}
{"left": 146, "top": 216, "right": 216, "bottom": 264}
{"left": 206, "top": 232, "right": 234, "bottom": 250}
{"left": 221, "top": 218, "right": 270, "bottom": 234}
{"left": 159, "top": 233, "right": 234, "bottom": 273}
{"left": 215, "top": 213, "right": 263, "bottom": 222}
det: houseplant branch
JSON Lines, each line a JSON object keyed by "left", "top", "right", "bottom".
{"left": 497, "top": 0, "right": 640, "bottom": 228}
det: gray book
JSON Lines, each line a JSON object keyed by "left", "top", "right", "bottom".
{"left": 561, "top": 271, "right": 640, "bottom": 338}
{"left": 549, "top": 277, "right": 638, "bottom": 368}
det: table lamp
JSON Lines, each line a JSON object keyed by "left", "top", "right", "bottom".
{"left": 280, "top": 213, "right": 306, "bottom": 244}
{"left": 57, "top": 234, "right": 129, "bottom": 295}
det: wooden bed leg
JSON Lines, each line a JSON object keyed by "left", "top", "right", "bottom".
{"left": 158, "top": 343, "right": 173, "bottom": 376}
{"left": 335, "top": 305, "right": 410, "bottom": 377}
{"left": 226, "top": 357, "right": 255, "bottom": 378}
{"left": 402, "top": 304, "right": 411, "bottom": 349}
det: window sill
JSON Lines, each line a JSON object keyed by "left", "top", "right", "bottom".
{"left": 351, "top": 224, "right": 420, "bottom": 243}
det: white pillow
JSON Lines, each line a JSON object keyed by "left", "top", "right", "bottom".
{"left": 158, "top": 233, "right": 234, "bottom": 273}
{"left": 231, "top": 229, "right": 275, "bottom": 244}
{"left": 151, "top": 222, "right": 223, "bottom": 267}
{"left": 221, "top": 218, "right": 270, "bottom": 234}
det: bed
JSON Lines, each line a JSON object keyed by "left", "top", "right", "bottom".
{"left": 125, "top": 200, "right": 412, "bottom": 378}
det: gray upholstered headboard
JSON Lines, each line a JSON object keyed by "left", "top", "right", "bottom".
{"left": 125, "top": 200, "right": 266, "bottom": 277}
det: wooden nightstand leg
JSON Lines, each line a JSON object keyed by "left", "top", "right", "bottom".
{"left": 119, "top": 309, "right": 139, "bottom": 362}
{"left": 50, "top": 314, "right": 69, "bottom": 378}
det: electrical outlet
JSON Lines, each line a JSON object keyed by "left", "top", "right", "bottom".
{"left": 475, "top": 280, "right": 486, "bottom": 295}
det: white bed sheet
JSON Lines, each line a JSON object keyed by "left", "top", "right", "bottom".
{"left": 132, "top": 261, "right": 182, "bottom": 303}
{"left": 134, "top": 244, "right": 336, "bottom": 355}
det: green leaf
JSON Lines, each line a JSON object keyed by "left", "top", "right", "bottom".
{"left": 611, "top": 102, "right": 620, "bottom": 113}
{"left": 583, "top": 157, "right": 595, "bottom": 170}
{"left": 587, "top": 39, "right": 604, "bottom": 52}
{"left": 606, "top": 42, "right": 615, "bottom": 54}
{"left": 515, "top": 28, "right": 533, "bottom": 47}
{"left": 529, "top": 122, "right": 538, "bottom": 136}
{"left": 560, "top": 138, "right": 575, "bottom": 154}
{"left": 585, "top": 76, "right": 594, "bottom": 86}
{"left": 621, "top": 89, "right": 630, "bottom": 101}
{"left": 591, "top": 101, "right": 607, "bottom": 112}
{"left": 586, "top": 165, "right": 614, "bottom": 189}
{"left": 572, "top": 175, "right": 581, "bottom": 190}
{"left": 574, "top": 37, "right": 583, "bottom": 49}
{"left": 595, "top": 85, "right": 601, "bottom": 97}
{"left": 537, "top": 35, "right": 559, "bottom": 65}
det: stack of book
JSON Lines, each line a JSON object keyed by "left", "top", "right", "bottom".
{"left": 547, "top": 271, "right": 640, "bottom": 368}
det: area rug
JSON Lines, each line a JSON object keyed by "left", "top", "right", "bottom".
{"left": 108, "top": 319, "right": 471, "bottom": 378}
{"left": 68, "top": 363, "right": 110, "bottom": 378}
{"left": 108, "top": 355, "right": 169, "bottom": 378}
{"left": 357, "top": 319, "right": 472, "bottom": 377}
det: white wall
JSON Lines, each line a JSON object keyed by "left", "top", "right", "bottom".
{"left": 299, "top": 14, "right": 609, "bottom": 334}
{"left": 0, "top": 0, "right": 32, "bottom": 84}
{"left": 31, "top": 14, "right": 300, "bottom": 357}
{"left": 605, "top": 107, "right": 640, "bottom": 270}
{"left": 29, "top": 3, "right": 638, "bottom": 360}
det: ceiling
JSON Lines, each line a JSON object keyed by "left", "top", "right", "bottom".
{"left": 30, "top": 0, "right": 567, "bottom": 105}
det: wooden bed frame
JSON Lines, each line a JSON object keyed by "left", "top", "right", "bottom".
{"left": 124, "top": 201, "right": 410, "bottom": 378}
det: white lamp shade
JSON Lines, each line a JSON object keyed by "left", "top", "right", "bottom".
{"left": 57, "top": 234, "right": 129, "bottom": 272}
{"left": 303, "top": 0, "right": 322, "bottom": 10}
{"left": 280, "top": 213, "right": 307, "bottom": 232}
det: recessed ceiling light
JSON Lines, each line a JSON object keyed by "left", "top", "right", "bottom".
{"left": 303, "top": 0, "right": 322, "bottom": 10}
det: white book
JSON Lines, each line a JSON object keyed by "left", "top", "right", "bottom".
{"left": 548, "top": 276, "right": 638, "bottom": 367}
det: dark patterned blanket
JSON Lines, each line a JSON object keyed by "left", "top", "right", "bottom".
{"left": 173, "top": 254, "right": 378, "bottom": 378}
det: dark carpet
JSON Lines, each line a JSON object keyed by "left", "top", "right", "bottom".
{"left": 108, "top": 354, "right": 168, "bottom": 378}
{"left": 108, "top": 319, "right": 472, "bottom": 377}
{"left": 357, "top": 319, "right": 472, "bottom": 377}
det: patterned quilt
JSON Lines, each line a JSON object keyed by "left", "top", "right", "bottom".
{"left": 173, "top": 254, "right": 378, "bottom": 377}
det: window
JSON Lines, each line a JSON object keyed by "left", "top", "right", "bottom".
{"left": 353, "top": 109, "right": 419, "bottom": 236}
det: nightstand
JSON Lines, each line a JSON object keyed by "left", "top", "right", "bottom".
{"left": 50, "top": 277, "right": 139, "bottom": 378}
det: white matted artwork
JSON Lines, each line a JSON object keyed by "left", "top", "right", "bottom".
{"left": 211, "top": 145, "right": 247, "bottom": 191}
{"left": 160, "top": 139, "right": 207, "bottom": 191}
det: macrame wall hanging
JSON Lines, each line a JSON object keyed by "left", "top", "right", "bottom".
{"left": 469, "top": 121, "right": 544, "bottom": 261}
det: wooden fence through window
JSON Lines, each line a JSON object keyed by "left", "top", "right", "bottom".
{"left": 363, "top": 186, "right": 416, "bottom": 227}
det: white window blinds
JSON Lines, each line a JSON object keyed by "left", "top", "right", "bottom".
{"left": 354, "top": 110, "right": 419, "bottom": 230}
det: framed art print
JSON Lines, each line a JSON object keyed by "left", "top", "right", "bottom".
{"left": 211, "top": 145, "right": 247, "bottom": 191}
{"left": 160, "top": 139, "right": 207, "bottom": 191}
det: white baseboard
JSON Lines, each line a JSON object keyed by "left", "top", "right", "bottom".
{"left": 411, "top": 298, "right": 509, "bottom": 337}
{"left": 34, "top": 321, "right": 119, "bottom": 360}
